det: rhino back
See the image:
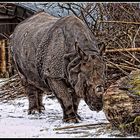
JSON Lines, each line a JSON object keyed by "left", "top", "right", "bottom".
{"left": 11, "top": 12, "right": 59, "bottom": 88}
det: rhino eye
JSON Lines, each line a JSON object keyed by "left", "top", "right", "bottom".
{"left": 91, "top": 55, "right": 95, "bottom": 59}
{"left": 83, "top": 56, "right": 88, "bottom": 61}
{"left": 88, "top": 81, "right": 93, "bottom": 86}
{"left": 83, "top": 62, "right": 86, "bottom": 65}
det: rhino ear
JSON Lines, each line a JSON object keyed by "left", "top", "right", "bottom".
{"left": 98, "top": 42, "right": 106, "bottom": 56}
{"left": 75, "top": 41, "right": 88, "bottom": 60}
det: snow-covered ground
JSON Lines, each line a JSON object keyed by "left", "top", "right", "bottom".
{"left": 0, "top": 79, "right": 138, "bottom": 138}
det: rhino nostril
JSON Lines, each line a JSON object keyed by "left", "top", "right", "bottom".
{"left": 95, "top": 85, "right": 104, "bottom": 93}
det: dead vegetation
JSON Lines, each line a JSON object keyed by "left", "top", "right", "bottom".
{"left": 0, "top": 74, "right": 25, "bottom": 102}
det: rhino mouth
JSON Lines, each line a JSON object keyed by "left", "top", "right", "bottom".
{"left": 88, "top": 100, "right": 103, "bottom": 111}
{"left": 84, "top": 86, "right": 103, "bottom": 112}
{"left": 86, "top": 99, "right": 103, "bottom": 112}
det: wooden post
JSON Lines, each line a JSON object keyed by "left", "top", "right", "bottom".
{"left": 0, "top": 40, "right": 6, "bottom": 76}
{"left": 5, "top": 39, "right": 11, "bottom": 77}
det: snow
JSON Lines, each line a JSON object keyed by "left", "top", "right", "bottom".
{"left": 0, "top": 79, "right": 138, "bottom": 138}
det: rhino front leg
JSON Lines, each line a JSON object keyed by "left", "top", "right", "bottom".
{"left": 68, "top": 88, "right": 81, "bottom": 120}
{"left": 25, "top": 84, "right": 45, "bottom": 114}
{"left": 47, "top": 78, "right": 79, "bottom": 123}
{"left": 71, "top": 93, "right": 82, "bottom": 120}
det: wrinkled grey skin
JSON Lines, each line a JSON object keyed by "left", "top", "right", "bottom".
{"left": 10, "top": 11, "right": 106, "bottom": 123}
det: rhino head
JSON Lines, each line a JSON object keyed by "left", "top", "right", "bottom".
{"left": 74, "top": 42, "right": 106, "bottom": 112}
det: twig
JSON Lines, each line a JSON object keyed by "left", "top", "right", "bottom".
{"left": 98, "top": 20, "right": 140, "bottom": 25}
{"left": 107, "top": 63, "right": 138, "bottom": 71}
{"left": 106, "top": 60, "right": 130, "bottom": 76}
{"left": 131, "top": 26, "right": 140, "bottom": 64}
{"left": 53, "top": 122, "right": 109, "bottom": 131}
{"left": 121, "top": 60, "right": 140, "bottom": 69}
{"left": 0, "top": 74, "right": 18, "bottom": 83}
{"left": 106, "top": 48, "right": 140, "bottom": 53}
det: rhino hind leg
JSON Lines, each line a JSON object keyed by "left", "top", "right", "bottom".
{"left": 47, "top": 78, "right": 80, "bottom": 123}
{"left": 25, "top": 84, "right": 45, "bottom": 114}
{"left": 38, "top": 90, "right": 45, "bottom": 111}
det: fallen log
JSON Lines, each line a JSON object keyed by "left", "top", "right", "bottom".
{"left": 103, "top": 70, "right": 140, "bottom": 136}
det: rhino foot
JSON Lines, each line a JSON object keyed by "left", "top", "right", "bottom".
{"left": 63, "top": 113, "right": 80, "bottom": 123}
{"left": 28, "top": 108, "right": 38, "bottom": 115}
{"left": 39, "top": 105, "right": 45, "bottom": 111}
{"left": 28, "top": 105, "right": 45, "bottom": 115}
{"left": 63, "top": 116, "right": 79, "bottom": 123}
{"left": 76, "top": 114, "right": 82, "bottom": 121}
{"left": 38, "top": 105, "right": 45, "bottom": 113}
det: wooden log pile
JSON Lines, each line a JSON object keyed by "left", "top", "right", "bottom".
{"left": 0, "top": 74, "right": 25, "bottom": 102}
{"left": 0, "top": 74, "right": 53, "bottom": 102}
{"left": 0, "top": 39, "right": 12, "bottom": 78}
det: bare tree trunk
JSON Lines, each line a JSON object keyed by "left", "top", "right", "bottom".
{"left": 5, "top": 40, "right": 11, "bottom": 77}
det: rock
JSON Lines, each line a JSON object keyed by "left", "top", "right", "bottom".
{"left": 103, "top": 70, "right": 140, "bottom": 136}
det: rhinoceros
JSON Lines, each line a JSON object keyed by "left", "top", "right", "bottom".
{"left": 10, "top": 11, "right": 106, "bottom": 123}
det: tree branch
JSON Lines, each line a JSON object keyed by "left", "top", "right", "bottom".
{"left": 53, "top": 122, "right": 109, "bottom": 131}
{"left": 98, "top": 20, "right": 140, "bottom": 25}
